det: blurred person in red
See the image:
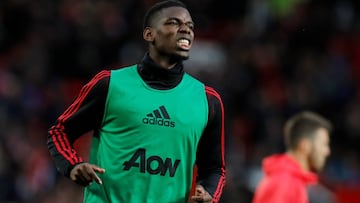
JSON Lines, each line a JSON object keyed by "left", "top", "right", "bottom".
{"left": 46, "top": 0, "right": 225, "bottom": 203}
{"left": 252, "top": 111, "right": 332, "bottom": 203}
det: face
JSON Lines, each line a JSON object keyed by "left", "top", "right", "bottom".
{"left": 145, "top": 6, "right": 194, "bottom": 62}
{"left": 308, "top": 128, "right": 331, "bottom": 172}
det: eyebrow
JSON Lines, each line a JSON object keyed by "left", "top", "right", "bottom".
{"left": 166, "top": 17, "right": 194, "bottom": 26}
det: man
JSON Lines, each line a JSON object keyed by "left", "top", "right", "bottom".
{"left": 47, "top": 1, "right": 226, "bottom": 203}
{"left": 252, "top": 111, "right": 332, "bottom": 203}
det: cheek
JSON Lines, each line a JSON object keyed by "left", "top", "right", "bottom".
{"left": 309, "top": 149, "right": 323, "bottom": 168}
{"left": 157, "top": 29, "right": 176, "bottom": 39}
{"left": 310, "top": 146, "right": 322, "bottom": 161}
{"left": 325, "top": 145, "right": 331, "bottom": 156}
{"left": 155, "top": 33, "right": 175, "bottom": 48}
{"left": 314, "top": 146, "right": 329, "bottom": 163}
{"left": 318, "top": 143, "right": 330, "bottom": 157}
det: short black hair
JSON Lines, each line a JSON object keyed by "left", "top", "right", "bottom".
{"left": 284, "top": 111, "right": 333, "bottom": 149}
{"left": 143, "top": 0, "right": 187, "bottom": 29}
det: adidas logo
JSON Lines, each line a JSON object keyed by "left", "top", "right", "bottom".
{"left": 142, "top": 105, "right": 175, "bottom": 128}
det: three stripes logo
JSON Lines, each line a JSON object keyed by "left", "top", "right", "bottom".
{"left": 142, "top": 105, "right": 175, "bottom": 127}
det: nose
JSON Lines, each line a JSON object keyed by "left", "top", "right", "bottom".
{"left": 178, "top": 23, "right": 191, "bottom": 34}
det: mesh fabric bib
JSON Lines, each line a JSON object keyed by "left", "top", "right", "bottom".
{"left": 84, "top": 65, "right": 208, "bottom": 203}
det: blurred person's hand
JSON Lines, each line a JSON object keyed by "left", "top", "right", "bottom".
{"left": 70, "top": 163, "right": 105, "bottom": 186}
{"left": 191, "top": 185, "right": 213, "bottom": 203}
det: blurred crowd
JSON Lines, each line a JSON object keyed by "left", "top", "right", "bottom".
{"left": 0, "top": 0, "right": 359, "bottom": 202}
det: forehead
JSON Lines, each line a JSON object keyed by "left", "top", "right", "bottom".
{"left": 156, "top": 6, "right": 192, "bottom": 22}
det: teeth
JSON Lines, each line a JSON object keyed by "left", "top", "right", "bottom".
{"left": 178, "top": 39, "right": 189, "bottom": 46}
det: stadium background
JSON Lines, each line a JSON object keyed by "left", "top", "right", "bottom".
{"left": 0, "top": 0, "right": 359, "bottom": 202}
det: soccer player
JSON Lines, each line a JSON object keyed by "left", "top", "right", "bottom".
{"left": 252, "top": 111, "right": 332, "bottom": 203}
{"left": 47, "top": 1, "right": 226, "bottom": 203}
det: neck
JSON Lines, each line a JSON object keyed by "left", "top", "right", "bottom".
{"left": 137, "top": 53, "right": 184, "bottom": 90}
{"left": 286, "top": 150, "right": 310, "bottom": 172}
{"left": 149, "top": 50, "right": 180, "bottom": 69}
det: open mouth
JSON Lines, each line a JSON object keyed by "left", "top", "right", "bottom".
{"left": 176, "top": 38, "right": 191, "bottom": 50}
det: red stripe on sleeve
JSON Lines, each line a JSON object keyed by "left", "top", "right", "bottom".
{"left": 205, "top": 86, "right": 226, "bottom": 203}
{"left": 51, "top": 129, "right": 75, "bottom": 165}
{"left": 50, "top": 70, "right": 110, "bottom": 165}
{"left": 213, "top": 176, "right": 226, "bottom": 202}
{"left": 58, "top": 70, "right": 110, "bottom": 123}
{"left": 55, "top": 124, "right": 79, "bottom": 163}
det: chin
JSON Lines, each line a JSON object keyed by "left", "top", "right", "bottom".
{"left": 311, "top": 165, "right": 324, "bottom": 173}
{"left": 179, "top": 55, "right": 189, "bottom": 60}
{"left": 170, "top": 53, "right": 189, "bottom": 61}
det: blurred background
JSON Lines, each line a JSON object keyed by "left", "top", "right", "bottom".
{"left": 0, "top": 0, "right": 359, "bottom": 202}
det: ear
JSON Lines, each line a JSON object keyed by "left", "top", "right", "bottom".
{"left": 143, "top": 27, "right": 155, "bottom": 43}
{"left": 298, "top": 138, "right": 312, "bottom": 154}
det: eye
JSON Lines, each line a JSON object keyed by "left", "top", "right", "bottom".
{"left": 165, "top": 20, "right": 179, "bottom": 25}
{"left": 187, "top": 23, "right": 194, "bottom": 30}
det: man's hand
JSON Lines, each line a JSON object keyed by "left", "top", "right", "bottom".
{"left": 191, "top": 185, "right": 213, "bottom": 203}
{"left": 70, "top": 163, "right": 105, "bottom": 186}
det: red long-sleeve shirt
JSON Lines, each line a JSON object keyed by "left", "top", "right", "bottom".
{"left": 253, "top": 154, "right": 318, "bottom": 203}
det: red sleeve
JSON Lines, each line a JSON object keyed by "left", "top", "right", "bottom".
{"left": 47, "top": 70, "right": 110, "bottom": 177}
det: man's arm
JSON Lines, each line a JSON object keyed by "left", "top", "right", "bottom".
{"left": 193, "top": 86, "right": 226, "bottom": 203}
{"left": 47, "top": 70, "right": 110, "bottom": 178}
